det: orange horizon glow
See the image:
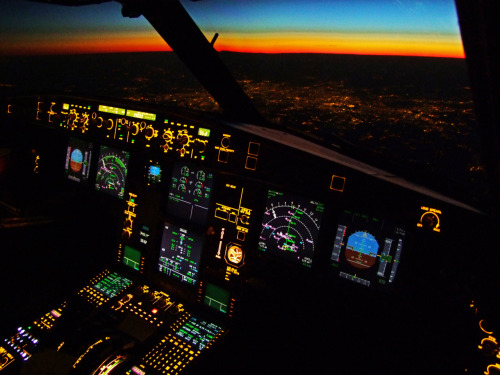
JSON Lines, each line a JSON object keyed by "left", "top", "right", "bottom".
{"left": 0, "top": 30, "right": 465, "bottom": 59}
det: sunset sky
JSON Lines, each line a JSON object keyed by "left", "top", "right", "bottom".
{"left": 0, "top": 0, "right": 465, "bottom": 58}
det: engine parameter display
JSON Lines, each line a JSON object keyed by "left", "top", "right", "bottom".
{"left": 167, "top": 162, "right": 214, "bottom": 225}
{"left": 258, "top": 190, "right": 325, "bottom": 267}
{"left": 95, "top": 145, "right": 130, "bottom": 199}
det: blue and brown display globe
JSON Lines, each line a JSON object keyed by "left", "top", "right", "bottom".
{"left": 70, "top": 148, "right": 84, "bottom": 173}
{"left": 345, "top": 231, "right": 379, "bottom": 269}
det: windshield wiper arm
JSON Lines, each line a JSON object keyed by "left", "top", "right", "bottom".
{"left": 28, "top": 0, "right": 265, "bottom": 124}
{"left": 120, "top": 0, "right": 264, "bottom": 124}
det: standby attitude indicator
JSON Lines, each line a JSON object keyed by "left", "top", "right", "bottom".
{"left": 258, "top": 190, "right": 324, "bottom": 267}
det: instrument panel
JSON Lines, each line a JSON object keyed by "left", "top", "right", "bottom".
{"left": 0, "top": 94, "right": 487, "bottom": 375}
{"left": 17, "top": 94, "right": 427, "bottom": 290}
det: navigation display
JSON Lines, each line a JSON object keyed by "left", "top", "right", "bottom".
{"left": 64, "top": 137, "right": 92, "bottom": 184}
{"left": 95, "top": 145, "right": 130, "bottom": 199}
{"left": 258, "top": 189, "right": 325, "bottom": 268}
{"left": 166, "top": 162, "right": 214, "bottom": 225}
{"left": 330, "top": 210, "right": 406, "bottom": 290}
{"left": 158, "top": 222, "right": 203, "bottom": 286}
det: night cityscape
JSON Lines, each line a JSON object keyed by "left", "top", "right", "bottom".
{"left": 0, "top": 52, "right": 485, "bottom": 198}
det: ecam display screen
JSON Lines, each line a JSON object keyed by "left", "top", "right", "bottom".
{"left": 158, "top": 222, "right": 203, "bottom": 286}
{"left": 166, "top": 162, "right": 213, "bottom": 226}
{"left": 258, "top": 189, "right": 325, "bottom": 268}
{"left": 330, "top": 210, "right": 406, "bottom": 290}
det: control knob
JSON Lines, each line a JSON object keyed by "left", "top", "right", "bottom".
{"left": 105, "top": 119, "right": 114, "bottom": 130}
{"left": 144, "top": 125, "right": 155, "bottom": 140}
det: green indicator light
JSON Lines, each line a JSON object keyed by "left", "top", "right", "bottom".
{"left": 198, "top": 128, "right": 211, "bottom": 137}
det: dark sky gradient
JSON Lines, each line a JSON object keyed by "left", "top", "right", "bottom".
{"left": 0, "top": 0, "right": 464, "bottom": 57}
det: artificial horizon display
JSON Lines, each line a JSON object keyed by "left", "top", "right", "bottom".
{"left": 64, "top": 137, "right": 92, "bottom": 184}
{"left": 330, "top": 210, "right": 406, "bottom": 290}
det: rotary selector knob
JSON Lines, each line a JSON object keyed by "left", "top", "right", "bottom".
{"left": 94, "top": 116, "right": 103, "bottom": 128}
{"left": 144, "top": 126, "right": 155, "bottom": 140}
{"left": 105, "top": 119, "right": 114, "bottom": 130}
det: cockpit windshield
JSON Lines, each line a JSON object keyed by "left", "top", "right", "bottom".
{"left": 0, "top": 0, "right": 488, "bottom": 208}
